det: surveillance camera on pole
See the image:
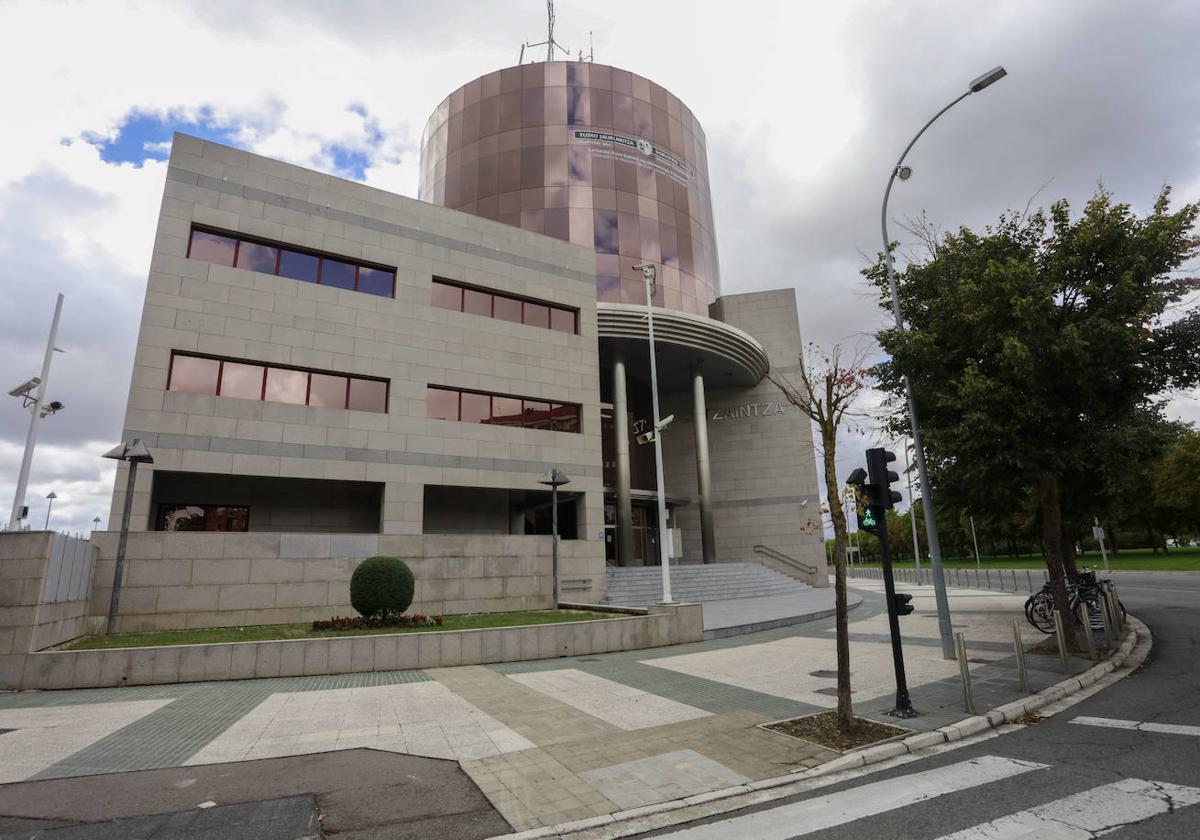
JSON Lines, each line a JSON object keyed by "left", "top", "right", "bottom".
{"left": 7, "top": 378, "right": 40, "bottom": 399}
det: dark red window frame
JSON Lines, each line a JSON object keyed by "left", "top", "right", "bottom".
{"left": 430, "top": 278, "right": 578, "bottom": 334}
{"left": 167, "top": 351, "right": 389, "bottom": 413}
{"left": 187, "top": 226, "right": 397, "bottom": 299}
{"left": 425, "top": 385, "right": 580, "bottom": 433}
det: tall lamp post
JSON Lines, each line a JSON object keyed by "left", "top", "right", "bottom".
{"left": 881, "top": 65, "right": 1007, "bottom": 659}
{"left": 102, "top": 439, "right": 154, "bottom": 635}
{"left": 44, "top": 492, "right": 57, "bottom": 530}
{"left": 538, "top": 467, "right": 571, "bottom": 605}
{"left": 633, "top": 261, "right": 674, "bottom": 603}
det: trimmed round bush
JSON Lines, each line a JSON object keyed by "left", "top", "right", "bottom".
{"left": 350, "top": 556, "right": 415, "bottom": 619}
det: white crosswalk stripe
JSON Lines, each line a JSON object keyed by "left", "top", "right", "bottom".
{"left": 933, "top": 777, "right": 1200, "bottom": 838}
{"left": 1070, "top": 715, "right": 1200, "bottom": 737}
{"left": 660, "top": 755, "right": 1047, "bottom": 839}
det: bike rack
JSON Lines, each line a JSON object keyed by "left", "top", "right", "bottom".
{"left": 955, "top": 632, "right": 976, "bottom": 714}
{"left": 1011, "top": 620, "right": 1031, "bottom": 693}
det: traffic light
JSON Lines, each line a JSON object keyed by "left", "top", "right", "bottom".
{"left": 846, "top": 467, "right": 881, "bottom": 536}
{"left": 866, "top": 448, "right": 903, "bottom": 509}
{"left": 893, "top": 593, "right": 914, "bottom": 616}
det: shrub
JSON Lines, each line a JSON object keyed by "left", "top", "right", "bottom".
{"left": 350, "top": 556, "right": 415, "bottom": 619}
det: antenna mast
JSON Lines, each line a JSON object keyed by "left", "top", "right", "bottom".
{"left": 519, "top": 1, "right": 590, "bottom": 64}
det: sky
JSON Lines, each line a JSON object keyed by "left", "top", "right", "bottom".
{"left": 1, "top": 0, "right": 1198, "bottom": 538}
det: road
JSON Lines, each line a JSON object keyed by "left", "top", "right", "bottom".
{"left": 642, "top": 572, "right": 1200, "bottom": 839}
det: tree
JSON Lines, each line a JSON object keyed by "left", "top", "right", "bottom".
{"left": 769, "top": 343, "right": 870, "bottom": 735}
{"left": 867, "top": 188, "right": 1200, "bottom": 641}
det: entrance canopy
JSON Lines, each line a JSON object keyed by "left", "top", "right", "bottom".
{"left": 596, "top": 303, "right": 769, "bottom": 392}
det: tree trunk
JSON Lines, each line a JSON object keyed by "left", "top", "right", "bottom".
{"left": 1106, "top": 525, "right": 1119, "bottom": 555}
{"left": 822, "top": 426, "right": 854, "bottom": 735}
{"left": 1144, "top": 522, "right": 1159, "bottom": 553}
{"left": 1059, "top": 523, "right": 1080, "bottom": 581}
{"left": 1038, "top": 475, "right": 1078, "bottom": 649}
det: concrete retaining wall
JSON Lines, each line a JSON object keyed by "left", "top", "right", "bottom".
{"left": 3, "top": 603, "right": 703, "bottom": 692}
{"left": 87, "top": 531, "right": 606, "bottom": 634}
{"left": 1, "top": 532, "right": 96, "bottom": 659}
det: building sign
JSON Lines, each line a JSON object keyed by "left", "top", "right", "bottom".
{"left": 710, "top": 402, "right": 791, "bottom": 421}
{"left": 573, "top": 129, "right": 695, "bottom": 186}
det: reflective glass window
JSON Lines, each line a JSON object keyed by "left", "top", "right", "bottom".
{"left": 460, "top": 391, "right": 491, "bottom": 423}
{"left": 207, "top": 506, "right": 250, "bottom": 532}
{"left": 522, "top": 400, "right": 552, "bottom": 429}
{"left": 279, "top": 249, "right": 319, "bottom": 283}
{"left": 348, "top": 378, "right": 388, "bottom": 413}
{"left": 523, "top": 302, "right": 550, "bottom": 329}
{"left": 320, "top": 259, "right": 357, "bottom": 290}
{"left": 218, "top": 361, "right": 264, "bottom": 400}
{"left": 489, "top": 395, "right": 523, "bottom": 426}
{"left": 265, "top": 368, "right": 308, "bottom": 404}
{"left": 550, "top": 308, "right": 576, "bottom": 334}
{"left": 463, "top": 288, "right": 492, "bottom": 316}
{"left": 551, "top": 404, "right": 580, "bottom": 433}
{"left": 356, "top": 266, "right": 394, "bottom": 297}
{"left": 431, "top": 280, "right": 463, "bottom": 310}
{"left": 158, "top": 504, "right": 206, "bottom": 531}
{"left": 493, "top": 295, "right": 522, "bottom": 323}
{"left": 594, "top": 210, "right": 619, "bottom": 254}
{"left": 169, "top": 355, "right": 219, "bottom": 395}
{"left": 188, "top": 231, "right": 237, "bottom": 266}
{"left": 235, "top": 241, "right": 278, "bottom": 274}
{"left": 308, "top": 373, "right": 348, "bottom": 408}
{"left": 426, "top": 387, "right": 459, "bottom": 420}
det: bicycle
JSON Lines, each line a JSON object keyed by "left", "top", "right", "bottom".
{"left": 1023, "top": 568, "right": 1125, "bottom": 634}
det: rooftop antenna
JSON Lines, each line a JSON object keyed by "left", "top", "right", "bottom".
{"left": 520, "top": 0, "right": 575, "bottom": 63}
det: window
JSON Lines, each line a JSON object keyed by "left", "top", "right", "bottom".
{"left": 168, "top": 353, "right": 388, "bottom": 413}
{"left": 426, "top": 386, "right": 580, "bottom": 433}
{"left": 157, "top": 504, "right": 250, "bottom": 532}
{"left": 168, "top": 355, "right": 220, "bottom": 394}
{"left": 187, "top": 227, "right": 395, "bottom": 298}
{"left": 430, "top": 277, "right": 578, "bottom": 334}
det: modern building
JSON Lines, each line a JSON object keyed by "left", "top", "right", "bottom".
{"left": 91, "top": 60, "right": 823, "bottom": 633}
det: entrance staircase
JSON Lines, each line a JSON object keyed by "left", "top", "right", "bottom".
{"left": 604, "top": 562, "right": 812, "bottom": 607}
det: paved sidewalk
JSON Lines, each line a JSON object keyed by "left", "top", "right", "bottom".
{"left": 0, "top": 580, "right": 1092, "bottom": 834}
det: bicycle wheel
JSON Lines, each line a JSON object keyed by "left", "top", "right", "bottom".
{"left": 1072, "top": 594, "right": 1104, "bottom": 630}
{"left": 1025, "top": 593, "right": 1055, "bottom": 633}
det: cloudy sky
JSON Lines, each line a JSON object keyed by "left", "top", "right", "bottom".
{"left": 1, "top": 0, "right": 1198, "bottom": 536}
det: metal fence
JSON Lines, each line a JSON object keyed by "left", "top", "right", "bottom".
{"left": 38, "top": 532, "right": 95, "bottom": 604}
{"left": 847, "top": 564, "right": 1048, "bottom": 593}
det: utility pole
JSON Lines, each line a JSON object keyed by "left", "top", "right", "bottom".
{"left": 9, "top": 293, "right": 64, "bottom": 531}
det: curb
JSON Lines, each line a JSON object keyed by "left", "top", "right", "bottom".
{"left": 488, "top": 617, "right": 1149, "bottom": 840}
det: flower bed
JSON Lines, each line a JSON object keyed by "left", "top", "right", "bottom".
{"left": 312, "top": 614, "right": 444, "bottom": 631}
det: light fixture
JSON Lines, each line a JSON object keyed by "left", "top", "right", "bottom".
{"left": 969, "top": 66, "right": 1008, "bottom": 93}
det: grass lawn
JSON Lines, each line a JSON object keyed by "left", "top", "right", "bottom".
{"left": 65, "top": 609, "right": 616, "bottom": 651}
{"left": 853, "top": 546, "right": 1200, "bottom": 572}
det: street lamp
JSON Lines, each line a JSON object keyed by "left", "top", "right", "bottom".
{"left": 881, "top": 65, "right": 1007, "bottom": 660}
{"left": 102, "top": 439, "right": 154, "bottom": 634}
{"left": 44, "top": 491, "right": 57, "bottom": 530}
{"left": 92, "top": 516, "right": 101, "bottom": 531}
{"left": 632, "top": 262, "right": 674, "bottom": 603}
{"left": 537, "top": 467, "right": 571, "bottom": 605}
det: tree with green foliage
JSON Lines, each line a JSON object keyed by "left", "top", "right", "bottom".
{"left": 350, "top": 556, "right": 415, "bottom": 620}
{"left": 866, "top": 188, "right": 1200, "bottom": 641}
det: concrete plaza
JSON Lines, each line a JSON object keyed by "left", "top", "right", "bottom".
{"left": 0, "top": 580, "right": 1093, "bottom": 834}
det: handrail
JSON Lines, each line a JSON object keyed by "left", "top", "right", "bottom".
{"left": 753, "top": 544, "right": 817, "bottom": 576}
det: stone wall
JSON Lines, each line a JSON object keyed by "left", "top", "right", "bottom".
{"left": 88, "top": 530, "right": 606, "bottom": 633}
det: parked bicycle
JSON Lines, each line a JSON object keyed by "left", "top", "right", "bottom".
{"left": 1023, "top": 568, "right": 1125, "bottom": 634}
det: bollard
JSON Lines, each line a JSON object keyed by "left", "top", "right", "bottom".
{"left": 985, "top": 569, "right": 991, "bottom": 589}
{"left": 976, "top": 569, "right": 982, "bottom": 588}
{"left": 1108, "top": 585, "right": 1124, "bottom": 634}
{"left": 1082, "top": 613, "right": 1097, "bottom": 661}
{"left": 1100, "top": 597, "right": 1113, "bottom": 648}
{"left": 1011, "top": 620, "right": 1032, "bottom": 693}
{"left": 955, "top": 632, "right": 976, "bottom": 714}
{"left": 1026, "top": 570, "right": 1033, "bottom": 592}
{"left": 1011, "top": 570, "right": 1018, "bottom": 591}
{"left": 1052, "top": 610, "right": 1071, "bottom": 675}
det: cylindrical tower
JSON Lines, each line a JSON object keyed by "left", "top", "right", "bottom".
{"left": 419, "top": 61, "right": 720, "bottom": 316}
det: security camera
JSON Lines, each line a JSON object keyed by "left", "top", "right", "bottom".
{"left": 636, "top": 430, "right": 656, "bottom": 445}
{"left": 896, "top": 166, "right": 913, "bottom": 181}
{"left": 7, "top": 377, "right": 40, "bottom": 398}
{"left": 39, "top": 400, "right": 65, "bottom": 417}
{"left": 632, "top": 262, "right": 655, "bottom": 271}
{"left": 655, "top": 414, "right": 674, "bottom": 432}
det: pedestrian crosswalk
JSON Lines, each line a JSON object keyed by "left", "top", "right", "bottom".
{"left": 659, "top": 754, "right": 1200, "bottom": 839}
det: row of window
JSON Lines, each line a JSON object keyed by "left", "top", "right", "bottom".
{"left": 167, "top": 353, "right": 390, "bottom": 413}
{"left": 188, "top": 229, "right": 396, "bottom": 298}
{"left": 426, "top": 386, "right": 580, "bottom": 433}
{"left": 431, "top": 278, "right": 577, "bottom": 333}
{"left": 158, "top": 503, "right": 249, "bottom": 532}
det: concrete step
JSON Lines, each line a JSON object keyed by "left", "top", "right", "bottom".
{"left": 604, "top": 562, "right": 812, "bottom": 606}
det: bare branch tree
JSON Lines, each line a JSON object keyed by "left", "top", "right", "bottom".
{"left": 768, "top": 341, "right": 871, "bottom": 735}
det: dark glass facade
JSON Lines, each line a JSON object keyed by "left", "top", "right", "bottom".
{"left": 419, "top": 61, "right": 720, "bottom": 316}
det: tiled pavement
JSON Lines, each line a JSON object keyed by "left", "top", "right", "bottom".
{"left": 0, "top": 580, "right": 1103, "bottom": 832}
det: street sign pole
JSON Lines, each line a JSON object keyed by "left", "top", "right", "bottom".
{"left": 1093, "top": 517, "right": 1109, "bottom": 573}
{"left": 875, "top": 504, "right": 917, "bottom": 718}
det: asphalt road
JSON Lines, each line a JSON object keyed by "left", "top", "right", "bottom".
{"left": 643, "top": 571, "right": 1200, "bottom": 839}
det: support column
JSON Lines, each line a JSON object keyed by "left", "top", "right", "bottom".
{"left": 692, "top": 368, "right": 717, "bottom": 564}
{"left": 613, "top": 355, "right": 635, "bottom": 566}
